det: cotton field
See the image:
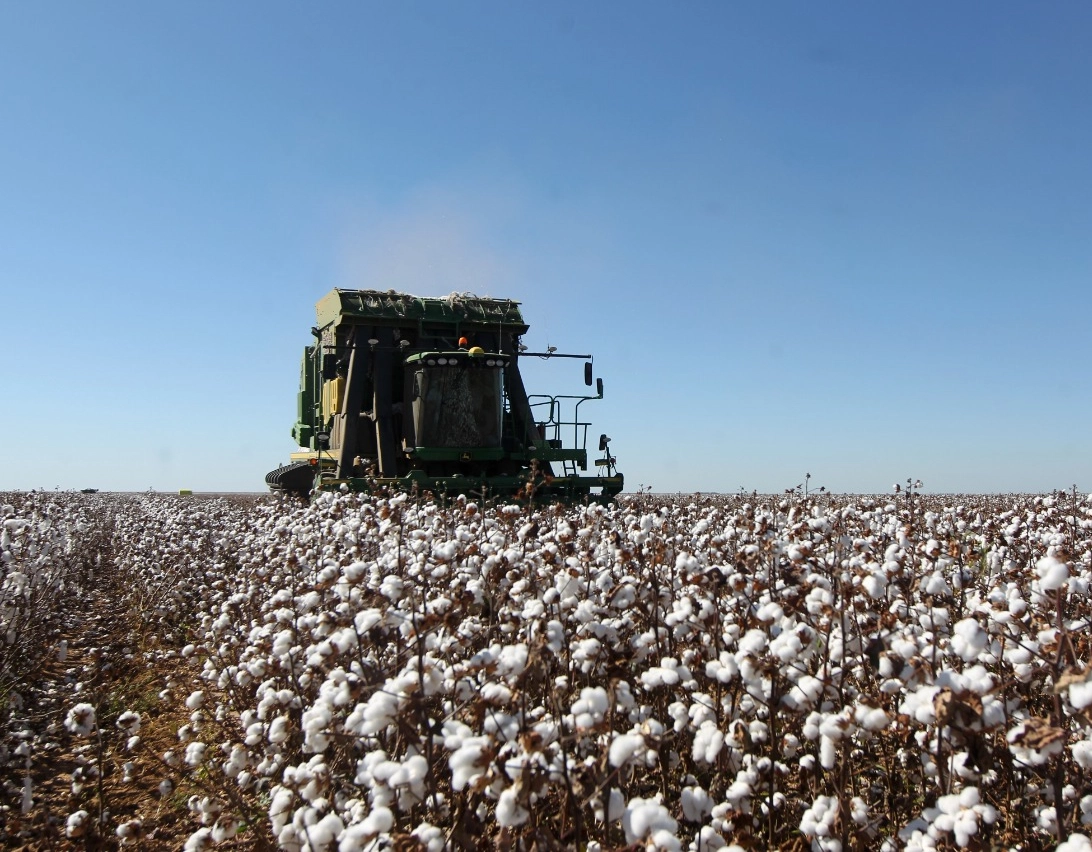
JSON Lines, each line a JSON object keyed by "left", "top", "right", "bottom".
{"left": 4, "top": 488, "right": 1092, "bottom": 850}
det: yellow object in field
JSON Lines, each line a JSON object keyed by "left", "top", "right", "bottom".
{"left": 322, "top": 376, "right": 345, "bottom": 419}
{"left": 179, "top": 489, "right": 193, "bottom": 496}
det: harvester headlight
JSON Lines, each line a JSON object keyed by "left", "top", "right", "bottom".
{"left": 426, "top": 358, "right": 437, "bottom": 366}
{"left": 437, "top": 357, "right": 448, "bottom": 365}
{"left": 485, "top": 359, "right": 496, "bottom": 367}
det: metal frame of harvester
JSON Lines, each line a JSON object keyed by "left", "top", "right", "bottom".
{"left": 266, "top": 289, "right": 623, "bottom": 502}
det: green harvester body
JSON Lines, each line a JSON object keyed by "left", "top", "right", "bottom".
{"left": 266, "top": 289, "right": 623, "bottom": 502}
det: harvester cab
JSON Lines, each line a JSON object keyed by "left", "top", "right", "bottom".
{"left": 266, "top": 289, "right": 624, "bottom": 502}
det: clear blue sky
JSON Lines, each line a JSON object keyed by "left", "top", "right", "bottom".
{"left": 3, "top": 2, "right": 1091, "bottom": 494}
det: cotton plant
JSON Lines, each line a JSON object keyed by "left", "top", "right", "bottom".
{"left": 13, "top": 487, "right": 1092, "bottom": 847}
{"left": 898, "top": 787, "right": 998, "bottom": 848}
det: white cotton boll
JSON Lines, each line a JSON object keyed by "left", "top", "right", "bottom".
{"left": 572, "top": 686, "right": 609, "bottom": 729}
{"left": 301, "top": 703, "right": 333, "bottom": 753}
{"left": 359, "top": 805, "right": 394, "bottom": 835}
{"left": 890, "top": 636, "right": 918, "bottom": 660}
{"left": 159, "top": 778, "right": 174, "bottom": 797}
{"left": 1037, "top": 555, "right": 1069, "bottom": 591}
{"left": 681, "top": 785, "right": 713, "bottom": 822}
{"left": 854, "top": 704, "right": 889, "bottom": 732}
{"left": 1081, "top": 795, "right": 1092, "bottom": 826}
{"left": 211, "top": 815, "right": 240, "bottom": 842}
{"left": 607, "top": 788, "right": 626, "bottom": 822}
{"left": 498, "top": 643, "right": 529, "bottom": 678}
{"left": 496, "top": 788, "right": 530, "bottom": 827}
{"left": 387, "top": 753, "right": 428, "bottom": 796}
{"left": 545, "top": 619, "right": 565, "bottom": 653}
{"left": 668, "top": 701, "right": 689, "bottom": 733}
{"left": 950, "top": 618, "right": 987, "bottom": 662}
{"left": 818, "top": 712, "right": 850, "bottom": 742}
{"left": 800, "top": 795, "right": 839, "bottom": 838}
{"left": 380, "top": 574, "right": 404, "bottom": 602}
{"left": 182, "top": 825, "right": 214, "bottom": 850}
{"left": 803, "top": 711, "right": 822, "bottom": 741}
{"left": 1057, "top": 834, "right": 1092, "bottom": 852}
{"left": 692, "top": 722, "right": 724, "bottom": 765}
{"left": 649, "top": 828, "right": 683, "bottom": 851}
{"left": 339, "top": 824, "right": 375, "bottom": 851}
{"left": 186, "top": 690, "right": 206, "bottom": 710}
{"left": 609, "top": 733, "right": 646, "bottom": 767}
{"left": 953, "top": 810, "right": 978, "bottom": 846}
{"left": 769, "top": 631, "right": 802, "bottom": 662}
{"left": 21, "top": 777, "right": 32, "bottom": 814}
{"left": 642, "top": 666, "right": 681, "bottom": 688}
{"left": 269, "top": 716, "right": 290, "bottom": 744}
{"left": 725, "top": 778, "right": 753, "bottom": 811}
{"left": 223, "top": 745, "right": 250, "bottom": 779}
{"left": 449, "top": 736, "right": 490, "bottom": 790}
{"left": 937, "top": 804, "right": 965, "bottom": 835}
{"left": 64, "top": 703, "right": 96, "bottom": 736}
{"left": 185, "top": 742, "right": 207, "bottom": 766}
{"left": 116, "top": 818, "right": 143, "bottom": 846}
{"left": 1071, "top": 680, "right": 1092, "bottom": 710}
{"left": 66, "top": 810, "right": 91, "bottom": 838}
{"left": 689, "top": 695, "right": 716, "bottom": 729}
{"left": 352, "top": 688, "right": 401, "bottom": 735}
{"left": 305, "top": 812, "right": 345, "bottom": 848}
{"left": 951, "top": 752, "right": 978, "bottom": 781}
{"left": 792, "top": 675, "right": 825, "bottom": 710}
{"left": 820, "top": 736, "right": 837, "bottom": 770}
{"left": 737, "top": 629, "right": 768, "bottom": 655}
{"left": 1074, "top": 740, "right": 1092, "bottom": 770}
{"left": 269, "top": 787, "right": 294, "bottom": 835}
{"left": 126, "top": 735, "right": 141, "bottom": 751}
{"left": 863, "top": 573, "right": 887, "bottom": 599}
{"left": 243, "top": 721, "right": 265, "bottom": 746}
{"left": 1008, "top": 721, "right": 1064, "bottom": 765}
{"left": 410, "top": 822, "right": 446, "bottom": 852}
{"left": 622, "top": 797, "right": 678, "bottom": 845}
{"left": 900, "top": 686, "right": 940, "bottom": 726}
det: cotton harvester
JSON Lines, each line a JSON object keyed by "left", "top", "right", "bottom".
{"left": 266, "top": 289, "right": 623, "bottom": 502}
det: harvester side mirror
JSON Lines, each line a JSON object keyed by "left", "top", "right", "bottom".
{"left": 584, "top": 362, "right": 593, "bottom": 386}
{"left": 599, "top": 433, "right": 610, "bottom": 452}
{"left": 596, "top": 378, "right": 604, "bottom": 397}
{"left": 315, "top": 431, "right": 330, "bottom": 450}
{"left": 322, "top": 356, "right": 338, "bottom": 381}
